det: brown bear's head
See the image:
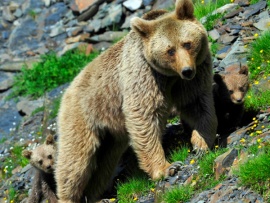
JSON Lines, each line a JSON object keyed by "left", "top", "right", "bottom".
{"left": 22, "top": 134, "right": 56, "bottom": 173}
{"left": 130, "top": 0, "right": 209, "bottom": 80}
{"left": 214, "top": 65, "right": 249, "bottom": 104}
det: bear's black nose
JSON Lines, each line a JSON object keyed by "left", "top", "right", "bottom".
{"left": 47, "top": 165, "right": 51, "bottom": 169}
{"left": 236, "top": 99, "right": 242, "bottom": 103}
{"left": 182, "top": 67, "right": 194, "bottom": 79}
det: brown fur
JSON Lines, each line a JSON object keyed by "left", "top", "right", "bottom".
{"left": 22, "top": 135, "right": 57, "bottom": 203}
{"left": 55, "top": 0, "right": 217, "bottom": 202}
{"left": 213, "top": 65, "right": 249, "bottom": 135}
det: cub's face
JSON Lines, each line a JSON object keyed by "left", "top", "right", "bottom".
{"left": 23, "top": 135, "right": 56, "bottom": 174}
{"left": 214, "top": 66, "right": 249, "bottom": 105}
{"left": 30, "top": 144, "right": 56, "bottom": 173}
{"left": 143, "top": 20, "right": 207, "bottom": 80}
{"left": 222, "top": 73, "right": 249, "bottom": 104}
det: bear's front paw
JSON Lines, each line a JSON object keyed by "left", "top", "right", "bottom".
{"left": 166, "top": 161, "right": 183, "bottom": 177}
{"left": 191, "top": 130, "right": 209, "bottom": 153}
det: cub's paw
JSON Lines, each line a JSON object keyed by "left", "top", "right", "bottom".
{"left": 191, "top": 130, "right": 209, "bottom": 157}
{"left": 166, "top": 161, "right": 183, "bottom": 177}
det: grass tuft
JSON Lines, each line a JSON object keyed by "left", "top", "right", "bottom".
{"left": 162, "top": 185, "right": 194, "bottom": 203}
{"left": 9, "top": 50, "right": 98, "bottom": 99}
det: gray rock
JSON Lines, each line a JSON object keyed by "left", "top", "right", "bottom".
{"left": 49, "top": 21, "right": 65, "bottom": 37}
{"left": 16, "top": 97, "right": 44, "bottom": 116}
{"left": 0, "top": 72, "right": 14, "bottom": 91}
{"left": 89, "top": 31, "right": 127, "bottom": 42}
{"left": 0, "top": 58, "right": 40, "bottom": 71}
{"left": 13, "top": 8, "right": 23, "bottom": 18}
{"left": 254, "top": 19, "right": 270, "bottom": 31}
{"left": 240, "top": 1, "right": 267, "bottom": 20}
{"left": 208, "top": 29, "right": 220, "bottom": 42}
{"left": 100, "top": 3, "right": 122, "bottom": 28}
{"left": 123, "top": 0, "right": 143, "bottom": 11}
{"left": 2, "top": 5, "right": 16, "bottom": 22}
{"left": 152, "top": 0, "right": 174, "bottom": 9}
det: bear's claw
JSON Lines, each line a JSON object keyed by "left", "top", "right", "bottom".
{"left": 167, "top": 161, "right": 183, "bottom": 177}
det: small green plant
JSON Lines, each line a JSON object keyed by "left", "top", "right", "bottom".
{"left": 167, "top": 116, "right": 180, "bottom": 125}
{"left": 203, "top": 13, "right": 224, "bottom": 31}
{"left": 9, "top": 50, "right": 98, "bottom": 99}
{"left": 162, "top": 185, "right": 194, "bottom": 203}
{"left": 28, "top": 9, "right": 37, "bottom": 19}
{"left": 4, "top": 185, "right": 18, "bottom": 203}
{"left": 117, "top": 173, "right": 155, "bottom": 203}
{"left": 248, "top": 30, "right": 270, "bottom": 80}
{"left": 170, "top": 145, "right": 190, "bottom": 163}
{"left": 2, "top": 146, "right": 29, "bottom": 179}
{"left": 236, "top": 146, "right": 270, "bottom": 201}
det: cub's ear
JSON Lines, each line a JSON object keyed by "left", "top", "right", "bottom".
{"left": 45, "top": 134, "right": 54, "bottom": 145}
{"left": 239, "top": 65, "right": 249, "bottom": 76}
{"left": 130, "top": 17, "right": 152, "bottom": 37}
{"left": 22, "top": 150, "right": 32, "bottom": 159}
{"left": 175, "top": 0, "right": 194, "bottom": 20}
{"left": 213, "top": 73, "right": 225, "bottom": 84}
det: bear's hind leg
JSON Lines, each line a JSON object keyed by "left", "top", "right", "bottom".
{"left": 56, "top": 129, "right": 101, "bottom": 203}
{"left": 84, "top": 134, "right": 129, "bottom": 203}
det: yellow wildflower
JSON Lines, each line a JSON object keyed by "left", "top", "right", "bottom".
{"left": 267, "top": 22, "right": 270, "bottom": 27}
{"left": 260, "top": 50, "right": 264, "bottom": 53}
{"left": 133, "top": 197, "right": 138, "bottom": 201}
{"left": 188, "top": 149, "right": 191, "bottom": 153}
{"left": 255, "top": 120, "right": 258, "bottom": 124}
{"left": 262, "top": 125, "right": 265, "bottom": 128}
{"left": 254, "top": 81, "right": 259, "bottom": 85}
{"left": 267, "top": 60, "right": 270, "bottom": 63}
{"left": 251, "top": 58, "right": 254, "bottom": 61}
{"left": 11, "top": 200, "right": 14, "bottom": 203}
{"left": 250, "top": 133, "right": 254, "bottom": 136}
{"left": 254, "top": 33, "right": 259, "bottom": 37}
{"left": 240, "top": 138, "right": 245, "bottom": 143}
{"left": 256, "top": 130, "right": 262, "bottom": 134}
{"left": 151, "top": 188, "right": 155, "bottom": 192}
{"left": 110, "top": 198, "right": 116, "bottom": 202}
{"left": 257, "top": 138, "right": 262, "bottom": 143}
{"left": 190, "top": 159, "right": 195, "bottom": 164}
{"left": 257, "top": 66, "right": 261, "bottom": 70}
{"left": 244, "top": 44, "right": 248, "bottom": 48}
{"left": 215, "top": 145, "right": 219, "bottom": 149}
{"left": 252, "top": 117, "right": 256, "bottom": 121}
{"left": 247, "top": 95, "right": 251, "bottom": 99}
{"left": 230, "top": 0, "right": 234, "bottom": 2}
{"left": 258, "top": 145, "right": 262, "bottom": 149}
{"left": 201, "top": 0, "right": 204, "bottom": 3}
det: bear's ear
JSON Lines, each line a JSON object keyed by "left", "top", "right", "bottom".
{"left": 22, "top": 150, "right": 32, "bottom": 159}
{"left": 130, "top": 17, "right": 152, "bottom": 37}
{"left": 45, "top": 134, "right": 54, "bottom": 145}
{"left": 213, "top": 73, "right": 225, "bottom": 84}
{"left": 175, "top": 0, "right": 194, "bottom": 20}
{"left": 239, "top": 65, "right": 249, "bottom": 76}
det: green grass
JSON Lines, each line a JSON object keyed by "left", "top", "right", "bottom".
{"left": 1, "top": 145, "right": 29, "bottom": 179}
{"left": 194, "top": 148, "right": 228, "bottom": 190}
{"left": 244, "top": 88, "right": 270, "bottom": 111}
{"left": 248, "top": 30, "right": 270, "bottom": 80}
{"left": 236, "top": 145, "right": 270, "bottom": 201}
{"left": 9, "top": 50, "right": 98, "bottom": 99}
{"left": 170, "top": 145, "right": 190, "bottom": 163}
{"left": 162, "top": 185, "right": 194, "bottom": 203}
{"left": 194, "top": 0, "right": 228, "bottom": 20}
{"left": 117, "top": 173, "right": 155, "bottom": 203}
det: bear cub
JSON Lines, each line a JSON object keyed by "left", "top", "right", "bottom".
{"left": 213, "top": 65, "right": 249, "bottom": 136}
{"left": 22, "top": 134, "right": 57, "bottom": 203}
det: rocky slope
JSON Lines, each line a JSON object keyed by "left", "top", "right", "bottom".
{"left": 0, "top": 0, "right": 269, "bottom": 202}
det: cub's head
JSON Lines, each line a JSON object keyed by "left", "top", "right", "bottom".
{"left": 22, "top": 134, "right": 56, "bottom": 173}
{"left": 214, "top": 66, "right": 249, "bottom": 104}
{"left": 130, "top": 0, "right": 209, "bottom": 80}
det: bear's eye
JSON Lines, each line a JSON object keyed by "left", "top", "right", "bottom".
{"left": 48, "top": 155, "right": 52, "bottom": 159}
{"left": 229, "top": 90, "right": 233, "bottom": 94}
{"left": 239, "top": 87, "right": 245, "bottom": 92}
{"left": 183, "top": 42, "right": 191, "bottom": 50}
{"left": 167, "top": 48, "right": 176, "bottom": 56}
{"left": 39, "top": 160, "right": 43, "bottom": 165}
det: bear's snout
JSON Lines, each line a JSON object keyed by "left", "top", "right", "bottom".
{"left": 181, "top": 67, "right": 195, "bottom": 80}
